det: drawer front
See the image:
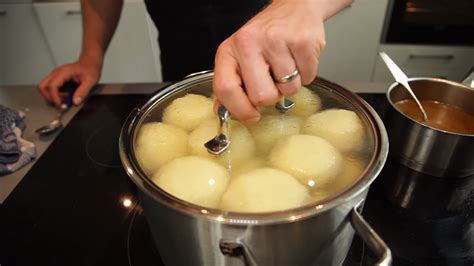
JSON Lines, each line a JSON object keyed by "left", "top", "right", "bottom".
{"left": 373, "top": 44, "right": 474, "bottom": 82}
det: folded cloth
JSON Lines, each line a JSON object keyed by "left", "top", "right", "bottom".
{"left": 0, "top": 105, "right": 24, "bottom": 163}
{"left": 0, "top": 127, "right": 36, "bottom": 175}
{"left": 0, "top": 105, "right": 36, "bottom": 175}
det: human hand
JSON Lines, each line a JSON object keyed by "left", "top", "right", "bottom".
{"left": 213, "top": 0, "right": 343, "bottom": 121}
{"left": 38, "top": 56, "right": 102, "bottom": 108}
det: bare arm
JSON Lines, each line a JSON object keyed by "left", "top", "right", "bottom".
{"left": 38, "top": 0, "right": 124, "bottom": 107}
{"left": 79, "top": 0, "right": 124, "bottom": 67}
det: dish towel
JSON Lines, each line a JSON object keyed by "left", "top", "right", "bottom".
{"left": 0, "top": 105, "right": 36, "bottom": 175}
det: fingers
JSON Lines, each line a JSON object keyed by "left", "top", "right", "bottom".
{"left": 38, "top": 74, "right": 54, "bottom": 103}
{"left": 288, "top": 26, "right": 326, "bottom": 85}
{"left": 213, "top": 44, "right": 261, "bottom": 122}
{"left": 38, "top": 66, "right": 72, "bottom": 107}
{"left": 231, "top": 31, "right": 281, "bottom": 107}
{"left": 48, "top": 74, "right": 69, "bottom": 107}
{"left": 262, "top": 33, "right": 302, "bottom": 96}
{"left": 73, "top": 78, "right": 95, "bottom": 105}
{"left": 37, "top": 62, "right": 100, "bottom": 108}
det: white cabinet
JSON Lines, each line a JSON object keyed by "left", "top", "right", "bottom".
{"left": 0, "top": 3, "right": 55, "bottom": 85}
{"left": 34, "top": 1, "right": 162, "bottom": 84}
{"left": 373, "top": 44, "right": 474, "bottom": 82}
{"left": 317, "top": 0, "right": 389, "bottom": 83}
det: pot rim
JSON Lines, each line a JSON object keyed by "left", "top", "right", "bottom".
{"left": 386, "top": 77, "right": 474, "bottom": 137}
{"left": 119, "top": 72, "right": 389, "bottom": 225}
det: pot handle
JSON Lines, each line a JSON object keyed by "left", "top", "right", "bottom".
{"left": 350, "top": 200, "right": 392, "bottom": 266}
{"left": 219, "top": 240, "right": 258, "bottom": 266}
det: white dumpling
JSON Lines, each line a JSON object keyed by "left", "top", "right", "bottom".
{"left": 152, "top": 156, "right": 229, "bottom": 208}
{"left": 135, "top": 122, "right": 188, "bottom": 176}
{"left": 269, "top": 134, "right": 342, "bottom": 187}
{"left": 188, "top": 119, "right": 255, "bottom": 167}
{"left": 231, "top": 156, "right": 267, "bottom": 177}
{"left": 162, "top": 93, "right": 214, "bottom": 132}
{"left": 287, "top": 86, "right": 322, "bottom": 117}
{"left": 248, "top": 115, "right": 302, "bottom": 155}
{"left": 259, "top": 86, "right": 322, "bottom": 117}
{"left": 220, "top": 168, "right": 309, "bottom": 212}
{"left": 303, "top": 109, "right": 365, "bottom": 153}
{"left": 324, "top": 155, "right": 366, "bottom": 194}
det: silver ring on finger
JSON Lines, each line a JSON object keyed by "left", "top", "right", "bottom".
{"left": 274, "top": 68, "right": 299, "bottom": 84}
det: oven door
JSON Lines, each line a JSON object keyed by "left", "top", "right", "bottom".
{"left": 383, "top": 0, "right": 474, "bottom": 46}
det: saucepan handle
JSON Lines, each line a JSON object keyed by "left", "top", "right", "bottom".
{"left": 461, "top": 67, "right": 474, "bottom": 89}
{"left": 219, "top": 239, "right": 258, "bottom": 266}
{"left": 350, "top": 200, "right": 392, "bottom": 266}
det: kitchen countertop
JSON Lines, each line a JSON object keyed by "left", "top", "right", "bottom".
{"left": 0, "top": 81, "right": 390, "bottom": 204}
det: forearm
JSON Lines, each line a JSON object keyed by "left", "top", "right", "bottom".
{"left": 79, "top": 0, "right": 124, "bottom": 65}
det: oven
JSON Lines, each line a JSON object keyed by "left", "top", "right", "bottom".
{"left": 382, "top": 0, "right": 474, "bottom": 46}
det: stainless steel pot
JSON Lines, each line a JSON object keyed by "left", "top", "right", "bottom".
{"left": 119, "top": 72, "right": 391, "bottom": 266}
{"left": 386, "top": 78, "right": 474, "bottom": 178}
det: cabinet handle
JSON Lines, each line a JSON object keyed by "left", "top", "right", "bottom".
{"left": 408, "top": 54, "right": 455, "bottom": 60}
{"left": 65, "top": 10, "right": 81, "bottom": 16}
{"left": 0, "top": 10, "right": 6, "bottom": 16}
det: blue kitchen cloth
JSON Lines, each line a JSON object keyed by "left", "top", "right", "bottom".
{"left": 0, "top": 105, "right": 36, "bottom": 175}
{"left": 0, "top": 127, "right": 36, "bottom": 175}
{"left": 0, "top": 105, "right": 24, "bottom": 163}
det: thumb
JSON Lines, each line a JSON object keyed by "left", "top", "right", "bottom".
{"left": 73, "top": 78, "right": 96, "bottom": 105}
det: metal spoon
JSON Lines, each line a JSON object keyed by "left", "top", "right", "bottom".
{"left": 35, "top": 104, "right": 68, "bottom": 135}
{"left": 35, "top": 81, "right": 79, "bottom": 135}
{"left": 380, "top": 52, "right": 428, "bottom": 121}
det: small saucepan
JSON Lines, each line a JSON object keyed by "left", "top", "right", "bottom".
{"left": 386, "top": 78, "right": 474, "bottom": 178}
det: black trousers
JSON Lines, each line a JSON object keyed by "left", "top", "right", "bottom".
{"left": 144, "top": 0, "right": 269, "bottom": 81}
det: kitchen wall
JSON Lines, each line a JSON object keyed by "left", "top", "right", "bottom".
{"left": 1, "top": 0, "right": 473, "bottom": 86}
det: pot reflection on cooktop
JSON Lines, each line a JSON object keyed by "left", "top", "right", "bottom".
{"left": 0, "top": 93, "right": 472, "bottom": 266}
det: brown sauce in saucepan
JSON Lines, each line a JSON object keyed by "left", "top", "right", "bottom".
{"left": 394, "top": 99, "right": 474, "bottom": 135}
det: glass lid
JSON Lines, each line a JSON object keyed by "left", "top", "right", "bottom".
{"left": 127, "top": 74, "right": 381, "bottom": 216}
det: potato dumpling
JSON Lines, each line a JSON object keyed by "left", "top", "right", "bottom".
{"left": 248, "top": 115, "right": 302, "bottom": 155}
{"left": 324, "top": 155, "right": 366, "bottom": 195}
{"left": 259, "top": 86, "right": 322, "bottom": 117}
{"left": 287, "top": 86, "right": 322, "bottom": 117}
{"left": 220, "top": 168, "right": 309, "bottom": 212}
{"left": 152, "top": 156, "right": 229, "bottom": 208}
{"left": 231, "top": 156, "right": 267, "bottom": 177}
{"left": 269, "top": 134, "right": 342, "bottom": 187}
{"left": 162, "top": 93, "right": 214, "bottom": 132}
{"left": 188, "top": 119, "right": 255, "bottom": 167}
{"left": 303, "top": 109, "right": 365, "bottom": 153}
{"left": 135, "top": 122, "right": 188, "bottom": 176}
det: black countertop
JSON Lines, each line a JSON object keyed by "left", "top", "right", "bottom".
{"left": 0, "top": 93, "right": 472, "bottom": 266}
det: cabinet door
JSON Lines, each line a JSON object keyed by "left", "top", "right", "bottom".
{"left": 0, "top": 3, "right": 55, "bottom": 85}
{"left": 317, "top": 0, "right": 389, "bottom": 83}
{"left": 34, "top": 1, "right": 162, "bottom": 83}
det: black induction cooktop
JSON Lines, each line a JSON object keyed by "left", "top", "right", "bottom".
{"left": 0, "top": 93, "right": 472, "bottom": 266}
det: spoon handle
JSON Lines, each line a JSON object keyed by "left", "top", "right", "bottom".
{"left": 380, "top": 52, "right": 428, "bottom": 121}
